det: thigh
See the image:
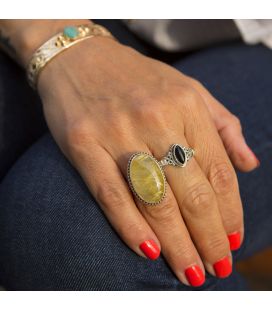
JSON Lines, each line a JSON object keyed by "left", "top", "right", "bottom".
{"left": 173, "top": 42, "right": 272, "bottom": 261}
{"left": 0, "top": 133, "right": 247, "bottom": 290}
{"left": 0, "top": 52, "right": 46, "bottom": 180}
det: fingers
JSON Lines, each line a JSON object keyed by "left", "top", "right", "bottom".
{"left": 67, "top": 136, "right": 161, "bottom": 261}
{"left": 113, "top": 142, "right": 206, "bottom": 287}
{"left": 214, "top": 107, "right": 260, "bottom": 172}
{"left": 68, "top": 134, "right": 206, "bottom": 287}
{"left": 189, "top": 78, "right": 260, "bottom": 172}
{"left": 147, "top": 133, "right": 232, "bottom": 278}
{"left": 137, "top": 187, "right": 206, "bottom": 287}
{"left": 182, "top": 95, "right": 244, "bottom": 252}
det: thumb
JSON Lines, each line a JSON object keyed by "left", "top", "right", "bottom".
{"left": 190, "top": 79, "right": 260, "bottom": 172}
{"left": 204, "top": 93, "right": 260, "bottom": 172}
{"left": 215, "top": 108, "right": 260, "bottom": 172}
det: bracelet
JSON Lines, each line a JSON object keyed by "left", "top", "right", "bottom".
{"left": 26, "top": 23, "right": 116, "bottom": 89}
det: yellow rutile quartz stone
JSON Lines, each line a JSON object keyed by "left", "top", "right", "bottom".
{"left": 129, "top": 153, "right": 165, "bottom": 204}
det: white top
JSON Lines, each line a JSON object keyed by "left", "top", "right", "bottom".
{"left": 234, "top": 19, "right": 272, "bottom": 49}
{"left": 123, "top": 19, "right": 272, "bottom": 51}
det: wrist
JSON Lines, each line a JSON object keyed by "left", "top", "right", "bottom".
{"left": 27, "top": 23, "right": 116, "bottom": 89}
{"left": 8, "top": 19, "right": 93, "bottom": 67}
{"left": 37, "top": 35, "right": 122, "bottom": 96}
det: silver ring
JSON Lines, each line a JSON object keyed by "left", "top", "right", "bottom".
{"left": 158, "top": 143, "right": 195, "bottom": 168}
{"left": 127, "top": 143, "right": 195, "bottom": 206}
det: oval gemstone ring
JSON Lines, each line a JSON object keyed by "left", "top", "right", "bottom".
{"left": 127, "top": 144, "right": 195, "bottom": 205}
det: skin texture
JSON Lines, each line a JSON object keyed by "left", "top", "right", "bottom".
{"left": 0, "top": 20, "right": 260, "bottom": 286}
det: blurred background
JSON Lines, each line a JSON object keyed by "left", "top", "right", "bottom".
{"left": 237, "top": 247, "right": 272, "bottom": 290}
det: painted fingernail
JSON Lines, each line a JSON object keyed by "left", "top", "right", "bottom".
{"left": 228, "top": 232, "right": 241, "bottom": 251}
{"left": 185, "top": 265, "right": 205, "bottom": 287}
{"left": 213, "top": 256, "right": 232, "bottom": 278}
{"left": 140, "top": 240, "right": 160, "bottom": 260}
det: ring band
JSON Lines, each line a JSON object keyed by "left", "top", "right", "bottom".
{"left": 159, "top": 143, "right": 195, "bottom": 168}
{"left": 127, "top": 143, "right": 195, "bottom": 206}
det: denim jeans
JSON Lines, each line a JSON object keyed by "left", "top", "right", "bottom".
{"left": 0, "top": 21, "right": 271, "bottom": 290}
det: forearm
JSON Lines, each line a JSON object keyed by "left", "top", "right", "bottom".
{"left": 0, "top": 19, "right": 93, "bottom": 67}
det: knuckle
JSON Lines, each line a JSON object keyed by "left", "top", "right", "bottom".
{"left": 209, "top": 162, "right": 236, "bottom": 195}
{"left": 131, "top": 95, "right": 165, "bottom": 124}
{"left": 183, "top": 182, "right": 215, "bottom": 216}
{"left": 178, "top": 86, "right": 204, "bottom": 115}
{"left": 230, "top": 115, "right": 242, "bottom": 130}
{"left": 130, "top": 86, "right": 159, "bottom": 108}
{"left": 66, "top": 120, "right": 91, "bottom": 150}
{"left": 179, "top": 85, "right": 200, "bottom": 103}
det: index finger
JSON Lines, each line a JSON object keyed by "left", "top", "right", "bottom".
{"left": 66, "top": 136, "right": 161, "bottom": 260}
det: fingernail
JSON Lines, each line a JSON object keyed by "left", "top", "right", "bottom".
{"left": 185, "top": 265, "right": 205, "bottom": 287}
{"left": 228, "top": 232, "right": 241, "bottom": 251}
{"left": 139, "top": 240, "right": 160, "bottom": 260}
{"left": 248, "top": 147, "right": 260, "bottom": 167}
{"left": 213, "top": 256, "right": 232, "bottom": 278}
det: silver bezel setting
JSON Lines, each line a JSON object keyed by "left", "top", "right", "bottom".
{"left": 159, "top": 143, "right": 195, "bottom": 168}
{"left": 127, "top": 151, "right": 167, "bottom": 206}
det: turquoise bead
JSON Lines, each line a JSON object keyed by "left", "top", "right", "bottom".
{"left": 63, "top": 26, "right": 79, "bottom": 39}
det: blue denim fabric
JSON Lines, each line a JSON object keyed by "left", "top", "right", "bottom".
{"left": 0, "top": 24, "right": 271, "bottom": 290}
{"left": 0, "top": 53, "right": 46, "bottom": 180}
{"left": 0, "top": 132, "right": 250, "bottom": 290}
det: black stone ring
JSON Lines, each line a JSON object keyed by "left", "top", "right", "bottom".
{"left": 158, "top": 143, "right": 195, "bottom": 168}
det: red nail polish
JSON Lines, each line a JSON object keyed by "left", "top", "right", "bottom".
{"left": 213, "top": 256, "right": 232, "bottom": 278}
{"left": 228, "top": 232, "right": 241, "bottom": 251}
{"left": 140, "top": 240, "right": 160, "bottom": 260}
{"left": 185, "top": 265, "right": 205, "bottom": 287}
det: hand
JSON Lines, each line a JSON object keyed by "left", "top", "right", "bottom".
{"left": 37, "top": 36, "right": 252, "bottom": 287}
{"left": 188, "top": 78, "right": 260, "bottom": 172}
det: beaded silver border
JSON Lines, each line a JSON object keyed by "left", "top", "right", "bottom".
{"left": 159, "top": 143, "right": 195, "bottom": 168}
{"left": 127, "top": 152, "right": 167, "bottom": 206}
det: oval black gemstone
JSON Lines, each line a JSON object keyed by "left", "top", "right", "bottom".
{"left": 174, "top": 145, "right": 186, "bottom": 165}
